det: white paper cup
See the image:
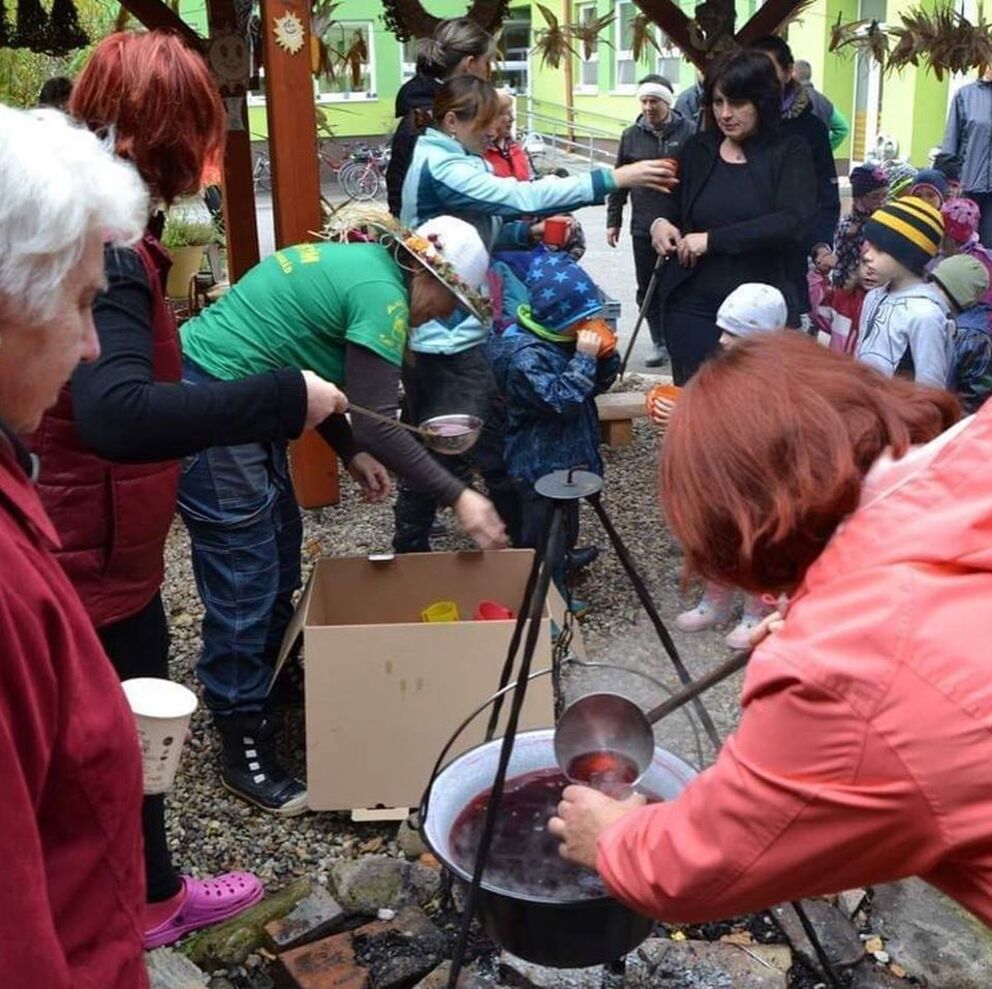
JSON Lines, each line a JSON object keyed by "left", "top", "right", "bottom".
{"left": 122, "top": 678, "right": 198, "bottom": 795}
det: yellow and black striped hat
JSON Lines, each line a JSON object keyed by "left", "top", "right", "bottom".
{"left": 862, "top": 196, "right": 945, "bottom": 276}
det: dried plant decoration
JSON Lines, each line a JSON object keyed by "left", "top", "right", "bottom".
{"left": 532, "top": 3, "right": 578, "bottom": 69}
{"left": 380, "top": 0, "right": 510, "bottom": 42}
{"left": 631, "top": 13, "right": 663, "bottom": 62}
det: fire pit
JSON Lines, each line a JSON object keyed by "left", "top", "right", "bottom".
{"left": 422, "top": 728, "right": 696, "bottom": 968}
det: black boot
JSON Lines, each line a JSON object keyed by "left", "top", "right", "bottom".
{"left": 215, "top": 713, "right": 308, "bottom": 817}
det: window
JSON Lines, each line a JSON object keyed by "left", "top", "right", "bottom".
{"left": 316, "top": 20, "right": 376, "bottom": 102}
{"left": 494, "top": 15, "right": 530, "bottom": 94}
{"left": 655, "top": 30, "right": 682, "bottom": 88}
{"left": 614, "top": 0, "right": 638, "bottom": 91}
{"left": 400, "top": 38, "right": 418, "bottom": 84}
{"left": 574, "top": 3, "right": 599, "bottom": 92}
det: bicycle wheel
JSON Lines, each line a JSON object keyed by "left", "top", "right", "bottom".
{"left": 253, "top": 156, "right": 270, "bottom": 193}
{"left": 340, "top": 160, "right": 379, "bottom": 201}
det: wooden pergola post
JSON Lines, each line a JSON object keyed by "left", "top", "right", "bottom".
{"left": 259, "top": 0, "right": 339, "bottom": 507}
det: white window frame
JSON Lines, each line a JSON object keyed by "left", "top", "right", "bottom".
{"left": 316, "top": 20, "right": 377, "bottom": 103}
{"left": 613, "top": 0, "right": 637, "bottom": 94}
{"left": 496, "top": 15, "right": 531, "bottom": 96}
{"left": 654, "top": 30, "right": 682, "bottom": 87}
{"left": 573, "top": 2, "right": 599, "bottom": 94}
{"left": 399, "top": 37, "right": 418, "bottom": 85}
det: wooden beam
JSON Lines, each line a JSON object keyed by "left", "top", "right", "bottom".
{"left": 118, "top": 0, "right": 203, "bottom": 50}
{"left": 205, "top": 0, "right": 260, "bottom": 281}
{"left": 259, "top": 0, "right": 338, "bottom": 508}
{"left": 736, "top": 0, "right": 803, "bottom": 45}
{"left": 632, "top": 0, "right": 704, "bottom": 70}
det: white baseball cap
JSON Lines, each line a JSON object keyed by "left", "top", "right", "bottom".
{"left": 716, "top": 283, "right": 787, "bottom": 338}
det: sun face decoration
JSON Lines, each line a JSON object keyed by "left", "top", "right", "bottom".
{"left": 273, "top": 11, "right": 305, "bottom": 54}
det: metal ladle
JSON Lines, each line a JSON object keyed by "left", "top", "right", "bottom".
{"left": 554, "top": 649, "right": 752, "bottom": 785}
{"left": 347, "top": 405, "right": 482, "bottom": 455}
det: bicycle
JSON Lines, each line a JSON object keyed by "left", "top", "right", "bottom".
{"left": 252, "top": 149, "right": 271, "bottom": 192}
{"left": 321, "top": 142, "right": 390, "bottom": 201}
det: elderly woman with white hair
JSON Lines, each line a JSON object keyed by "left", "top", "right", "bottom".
{"left": 0, "top": 105, "right": 149, "bottom": 987}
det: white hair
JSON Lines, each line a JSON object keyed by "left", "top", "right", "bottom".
{"left": 0, "top": 105, "right": 148, "bottom": 324}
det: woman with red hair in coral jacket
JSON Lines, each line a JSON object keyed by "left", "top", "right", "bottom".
{"left": 551, "top": 332, "right": 992, "bottom": 927}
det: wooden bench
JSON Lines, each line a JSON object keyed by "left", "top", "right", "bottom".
{"left": 596, "top": 391, "right": 650, "bottom": 447}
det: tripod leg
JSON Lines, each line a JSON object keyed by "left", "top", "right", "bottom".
{"left": 588, "top": 493, "right": 722, "bottom": 752}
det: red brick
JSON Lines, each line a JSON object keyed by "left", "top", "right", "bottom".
{"left": 274, "top": 928, "right": 370, "bottom": 989}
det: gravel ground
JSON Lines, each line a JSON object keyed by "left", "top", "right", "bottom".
{"left": 161, "top": 387, "right": 749, "bottom": 888}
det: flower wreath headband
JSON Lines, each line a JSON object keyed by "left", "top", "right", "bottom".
{"left": 319, "top": 205, "right": 493, "bottom": 324}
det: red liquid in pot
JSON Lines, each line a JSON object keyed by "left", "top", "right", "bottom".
{"left": 566, "top": 750, "right": 640, "bottom": 796}
{"left": 448, "top": 765, "right": 661, "bottom": 900}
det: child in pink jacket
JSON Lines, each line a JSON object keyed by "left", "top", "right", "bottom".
{"left": 551, "top": 334, "right": 992, "bottom": 928}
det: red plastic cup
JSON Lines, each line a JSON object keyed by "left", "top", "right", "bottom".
{"left": 542, "top": 217, "right": 571, "bottom": 248}
{"left": 475, "top": 600, "right": 516, "bottom": 621}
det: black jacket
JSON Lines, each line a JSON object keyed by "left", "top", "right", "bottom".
{"left": 386, "top": 71, "right": 442, "bottom": 216}
{"left": 653, "top": 127, "right": 816, "bottom": 325}
{"left": 607, "top": 110, "right": 696, "bottom": 237}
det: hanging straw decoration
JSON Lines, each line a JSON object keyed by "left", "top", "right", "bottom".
{"left": 380, "top": 0, "right": 509, "bottom": 42}
{"left": 11, "top": 0, "right": 49, "bottom": 49}
{"left": 43, "top": 0, "right": 89, "bottom": 55}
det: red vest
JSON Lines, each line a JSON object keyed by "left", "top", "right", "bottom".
{"left": 485, "top": 142, "right": 534, "bottom": 182}
{"left": 29, "top": 235, "right": 182, "bottom": 629}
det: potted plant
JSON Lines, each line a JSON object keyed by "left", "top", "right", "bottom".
{"left": 161, "top": 197, "right": 218, "bottom": 299}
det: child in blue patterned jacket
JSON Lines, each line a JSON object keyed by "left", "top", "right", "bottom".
{"left": 488, "top": 250, "right": 619, "bottom": 608}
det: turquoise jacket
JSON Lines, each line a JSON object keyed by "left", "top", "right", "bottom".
{"left": 400, "top": 128, "right": 616, "bottom": 354}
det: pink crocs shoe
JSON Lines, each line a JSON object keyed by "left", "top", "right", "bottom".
{"left": 143, "top": 872, "right": 264, "bottom": 949}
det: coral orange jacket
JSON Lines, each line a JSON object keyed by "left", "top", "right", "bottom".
{"left": 598, "top": 406, "right": 992, "bottom": 926}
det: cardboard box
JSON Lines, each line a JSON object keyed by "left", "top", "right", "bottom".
{"left": 276, "top": 550, "right": 557, "bottom": 815}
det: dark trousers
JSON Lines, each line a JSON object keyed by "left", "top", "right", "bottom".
{"left": 632, "top": 235, "right": 666, "bottom": 350}
{"left": 392, "top": 345, "right": 521, "bottom": 552}
{"left": 967, "top": 191, "right": 992, "bottom": 247}
{"left": 98, "top": 592, "right": 182, "bottom": 904}
{"left": 516, "top": 484, "right": 580, "bottom": 598}
{"left": 663, "top": 308, "right": 722, "bottom": 386}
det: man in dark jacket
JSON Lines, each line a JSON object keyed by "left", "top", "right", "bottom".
{"left": 386, "top": 57, "right": 441, "bottom": 216}
{"left": 751, "top": 36, "right": 840, "bottom": 316}
{"left": 674, "top": 72, "right": 704, "bottom": 131}
{"left": 943, "top": 69, "right": 992, "bottom": 244}
{"left": 607, "top": 75, "right": 694, "bottom": 366}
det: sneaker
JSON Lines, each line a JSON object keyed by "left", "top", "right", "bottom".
{"left": 725, "top": 596, "right": 776, "bottom": 650}
{"left": 675, "top": 584, "right": 734, "bottom": 633}
{"left": 216, "top": 714, "right": 308, "bottom": 817}
{"left": 644, "top": 345, "right": 669, "bottom": 368}
{"left": 565, "top": 545, "right": 599, "bottom": 571}
{"left": 143, "top": 872, "right": 264, "bottom": 949}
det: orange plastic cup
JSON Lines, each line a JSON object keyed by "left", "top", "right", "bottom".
{"left": 646, "top": 383, "right": 681, "bottom": 414}
{"left": 542, "top": 216, "right": 571, "bottom": 248}
{"left": 580, "top": 317, "right": 617, "bottom": 358}
{"left": 659, "top": 156, "right": 679, "bottom": 176}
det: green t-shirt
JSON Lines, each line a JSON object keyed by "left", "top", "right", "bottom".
{"left": 181, "top": 242, "right": 409, "bottom": 385}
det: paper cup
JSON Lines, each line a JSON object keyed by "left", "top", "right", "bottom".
{"left": 122, "top": 678, "right": 198, "bottom": 795}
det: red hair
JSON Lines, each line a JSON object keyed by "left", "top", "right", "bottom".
{"left": 70, "top": 31, "right": 225, "bottom": 204}
{"left": 661, "top": 332, "right": 961, "bottom": 594}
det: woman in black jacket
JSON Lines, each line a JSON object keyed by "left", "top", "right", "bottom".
{"left": 650, "top": 51, "right": 816, "bottom": 383}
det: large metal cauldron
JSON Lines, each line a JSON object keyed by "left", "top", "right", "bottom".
{"left": 422, "top": 728, "right": 696, "bottom": 968}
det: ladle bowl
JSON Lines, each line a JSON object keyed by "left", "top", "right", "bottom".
{"left": 419, "top": 413, "right": 483, "bottom": 456}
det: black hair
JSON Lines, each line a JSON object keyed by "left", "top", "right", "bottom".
{"left": 38, "top": 76, "right": 72, "bottom": 109}
{"left": 933, "top": 151, "right": 963, "bottom": 182}
{"left": 638, "top": 73, "right": 673, "bottom": 88}
{"left": 750, "top": 34, "right": 795, "bottom": 70}
{"left": 703, "top": 50, "right": 782, "bottom": 138}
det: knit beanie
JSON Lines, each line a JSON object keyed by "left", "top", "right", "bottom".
{"left": 849, "top": 164, "right": 888, "bottom": 199}
{"left": 523, "top": 249, "right": 603, "bottom": 332}
{"left": 941, "top": 197, "right": 981, "bottom": 244}
{"left": 716, "top": 283, "right": 787, "bottom": 337}
{"left": 909, "top": 168, "right": 949, "bottom": 203}
{"left": 929, "top": 254, "right": 990, "bottom": 312}
{"left": 862, "top": 197, "right": 944, "bottom": 276}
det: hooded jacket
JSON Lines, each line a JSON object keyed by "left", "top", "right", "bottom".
{"left": 943, "top": 80, "right": 992, "bottom": 195}
{"left": 598, "top": 405, "right": 992, "bottom": 927}
{"left": 385, "top": 70, "right": 442, "bottom": 216}
{"left": 607, "top": 110, "right": 694, "bottom": 237}
{"left": 856, "top": 283, "right": 955, "bottom": 389}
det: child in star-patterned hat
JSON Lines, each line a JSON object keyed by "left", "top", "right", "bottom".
{"left": 488, "top": 248, "right": 619, "bottom": 611}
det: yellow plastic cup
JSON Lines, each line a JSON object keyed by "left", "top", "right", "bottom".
{"left": 421, "top": 600, "right": 460, "bottom": 623}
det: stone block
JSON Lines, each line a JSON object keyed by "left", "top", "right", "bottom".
{"left": 630, "top": 937, "right": 787, "bottom": 988}
{"left": 264, "top": 884, "right": 349, "bottom": 952}
{"left": 273, "top": 929, "right": 369, "bottom": 989}
{"left": 146, "top": 948, "right": 209, "bottom": 988}
{"left": 771, "top": 898, "right": 864, "bottom": 970}
{"left": 330, "top": 856, "right": 440, "bottom": 914}
{"left": 351, "top": 906, "right": 446, "bottom": 989}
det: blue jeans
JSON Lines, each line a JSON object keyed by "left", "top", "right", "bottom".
{"left": 177, "top": 359, "right": 302, "bottom": 714}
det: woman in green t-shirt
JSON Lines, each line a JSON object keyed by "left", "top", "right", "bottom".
{"left": 177, "top": 215, "right": 506, "bottom": 815}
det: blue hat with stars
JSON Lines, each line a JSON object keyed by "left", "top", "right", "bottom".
{"left": 524, "top": 248, "right": 603, "bottom": 332}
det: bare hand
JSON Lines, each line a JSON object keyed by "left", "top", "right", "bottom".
{"left": 453, "top": 489, "right": 508, "bottom": 549}
{"left": 649, "top": 397, "right": 676, "bottom": 431}
{"left": 547, "top": 785, "right": 647, "bottom": 870}
{"left": 650, "top": 219, "right": 681, "bottom": 256}
{"left": 575, "top": 329, "right": 601, "bottom": 358}
{"left": 301, "top": 371, "right": 349, "bottom": 428}
{"left": 347, "top": 452, "right": 392, "bottom": 503}
{"left": 749, "top": 609, "right": 785, "bottom": 648}
{"left": 677, "top": 232, "right": 708, "bottom": 268}
{"left": 606, "top": 227, "right": 620, "bottom": 248}
{"left": 614, "top": 159, "right": 679, "bottom": 193}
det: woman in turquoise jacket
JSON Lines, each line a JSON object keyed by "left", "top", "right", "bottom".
{"left": 392, "top": 76, "right": 674, "bottom": 553}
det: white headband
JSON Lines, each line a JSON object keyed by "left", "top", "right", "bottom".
{"left": 637, "top": 81, "right": 674, "bottom": 106}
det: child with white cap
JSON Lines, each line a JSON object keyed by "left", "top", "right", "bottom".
{"left": 649, "top": 282, "right": 786, "bottom": 649}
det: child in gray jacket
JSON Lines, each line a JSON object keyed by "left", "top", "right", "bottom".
{"left": 856, "top": 197, "right": 955, "bottom": 389}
